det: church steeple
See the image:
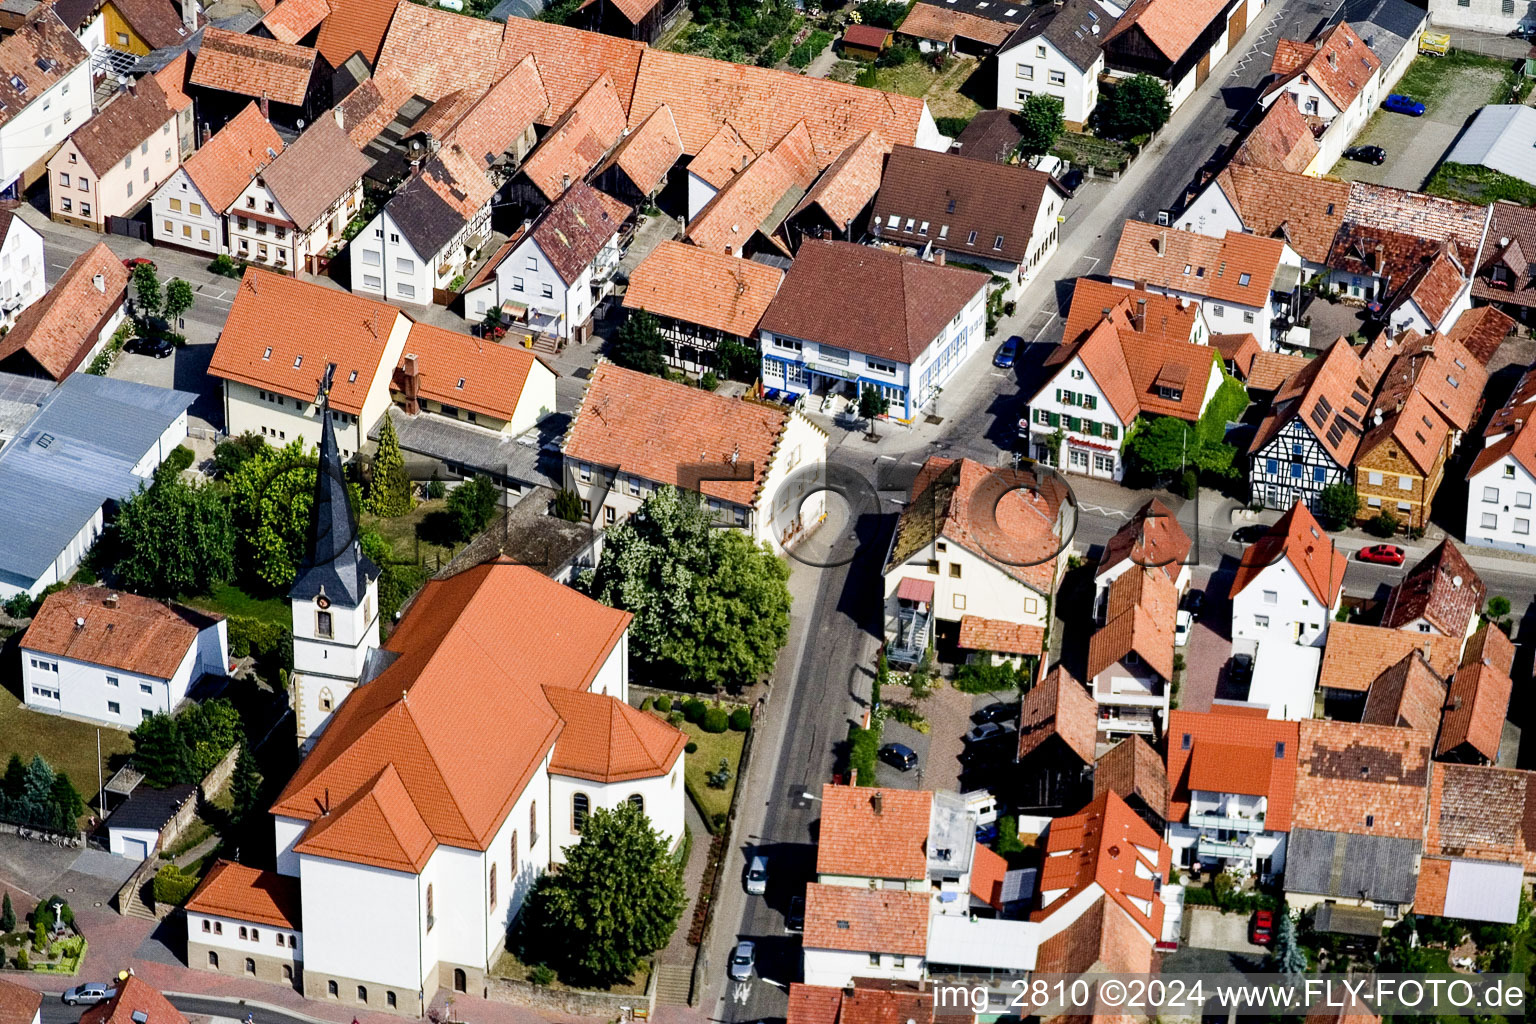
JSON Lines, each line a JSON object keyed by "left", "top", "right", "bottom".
{"left": 291, "top": 364, "right": 377, "bottom": 608}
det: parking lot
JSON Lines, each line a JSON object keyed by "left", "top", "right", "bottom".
{"left": 1330, "top": 52, "right": 1514, "bottom": 192}
{"left": 874, "top": 679, "right": 1021, "bottom": 795}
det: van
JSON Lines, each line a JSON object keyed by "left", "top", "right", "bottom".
{"left": 1030, "top": 154, "right": 1063, "bottom": 176}
{"left": 745, "top": 855, "right": 768, "bottom": 895}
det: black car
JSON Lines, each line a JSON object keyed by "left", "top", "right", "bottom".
{"left": 1344, "top": 145, "right": 1386, "bottom": 165}
{"left": 1230, "top": 652, "right": 1254, "bottom": 686}
{"left": 1232, "top": 523, "right": 1269, "bottom": 544}
{"left": 971, "top": 701, "right": 1015, "bottom": 725}
{"left": 1183, "top": 589, "right": 1205, "bottom": 618}
{"left": 125, "top": 335, "right": 174, "bottom": 358}
{"left": 1059, "top": 168, "right": 1085, "bottom": 195}
{"left": 879, "top": 742, "right": 918, "bottom": 771}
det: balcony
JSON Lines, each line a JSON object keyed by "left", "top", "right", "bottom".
{"left": 1188, "top": 810, "right": 1266, "bottom": 833}
{"left": 1100, "top": 708, "right": 1157, "bottom": 734}
{"left": 889, "top": 604, "right": 931, "bottom": 666}
{"left": 1196, "top": 835, "right": 1256, "bottom": 860}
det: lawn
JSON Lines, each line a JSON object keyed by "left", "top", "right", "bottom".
{"left": 490, "top": 948, "right": 650, "bottom": 994}
{"left": 361, "top": 499, "right": 458, "bottom": 568}
{"left": 1392, "top": 50, "right": 1515, "bottom": 110}
{"left": 0, "top": 683, "right": 134, "bottom": 811}
{"left": 869, "top": 57, "right": 981, "bottom": 121}
{"left": 1425, "top": 161, "right": 1536, "bottom": 206}
{"left": 179, "top": 582, "right": 288, "bottom": 627}
{"left": 647, "top": 710, "right": 746, "bottom": 827}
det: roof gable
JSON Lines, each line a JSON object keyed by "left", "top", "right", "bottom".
{"left": 179, "top": 102, "right": 285, "bottom": 214}
{"left": 1228, "top": 501, "right": 1346, "bottom": 606}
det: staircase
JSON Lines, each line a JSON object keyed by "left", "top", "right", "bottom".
{"left": 119, "top": 874, "right": 158, "bottom": 922}
{"left": 652, "top": 964, "right": 692, "bottom": 1006}
{"left": 531, "top": 333, "right": 560, "bottom": 356}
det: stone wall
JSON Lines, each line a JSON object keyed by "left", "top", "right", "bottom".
{"left": 484, "top": 970, "right": 655, "bottom": 1017}
{"left": 199, "top": 742, "right": 242, "bottom": 803}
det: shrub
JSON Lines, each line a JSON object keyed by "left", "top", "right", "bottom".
{"left": 877, "top": 42, "right": 916, "bottom": 67}
{"left": 529, "top": 964, "right": 555, "bottom": 986}
{"left": 654, "top": 695, "right": 672, "bottom": 713}
{"left": 934, "top": 114, "right": 974, "bottom": 137}
{"left": 212, "top": 432, "right": 266, "bottom": 477}
{"left": 152, "top": 865, "right": 198, "bottom": 907}
{"left": 682, "top": 698, "right": 707, "bottom": 723}
{"left": 668, "top": 711, "right": 685, "bottom": 727}
{"left": 426, "top": 473, "right": 446, "bottom": 499}
{"left": 155, "top": 445, "right": 196, "bottom": 485}
{"left": 1366, "top": 512, "right": 1399, "bottom": 537}
{"left": 847, "top": 722, "right": 879, "bottom": 785}
{"left": 728, "top": 707, "right": 751, "bottom": 731}
{"left": 208, "top": 254, "right": 241, "bottom": 278}
{"left": 684, "top": 741, "right": 698, "bottom": 754}
{"left": 700, "top": 370, "right": 720, "bottom": 391}
{"left": 640, "top": 697, "right": 654, "bottom": 711}
{"left": 701, "top": 708, "right": 729, "bottom": 733}
{"left": 15, "top": 948, "right": 27, "bottom": 970}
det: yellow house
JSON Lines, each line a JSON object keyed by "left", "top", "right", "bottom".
{"left": 1353, "top": 392, "right": 1452, "bottom": 534}
{"left": 102, "top": 0, "right": 194, "bottom": 55}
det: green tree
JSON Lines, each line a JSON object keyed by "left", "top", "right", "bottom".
{"left": 181, "top": 698, "right": 243, "bottom": 777}
{"left": 130, "top": 714, "right": 191, "bottom": 788}
{"left": 1316, "top": 482, "right": 1361, "bottom": 530}
{"left": 162, "top": 278, "right": 194, "bottom": 327}
{"left": 213, "top": 432, "right": 267, "bottom": 477}
{"left": 1486, "top": 596, "right": 1512, "bottom": 622}
{"left": 1016, "top": 94, "right": 1065, "bottom": 157}
{"left": 111, "top": 478, "right": 235, "bottom": 597}
{"left": 683, "top": 530, "right": 792, "bottom": 689}
{"left": 858, "top": 383, "right": 889, "bottom": 437}
{"left": 1122, "top": 416, "right": 1193, "bottom": 477}
{"left": 230, "top": 743, "right": 262, "bottom": 821}
{"left": 226, "top": 439, "right": 318, "bottom": 590}
{"left": 524, "top": 802, "right": 685, "bottom": 984}
{"left": 536, "top": 0, "right": 581, "bottom": 22}
{"left": 2, "top": 754, "right": 26, "bottom": 806}
{"left": 445, "top": 475, "right": 499, "bottom": 540}
{"left": 1094, "top": 74, "right": 1171, "bottom": 141}
{"left": 1, "top": 891, "right": 14, "bottom": 933}
{"left": 369, "top": 412, "right": 414, "bottom": 517}
{"left": 554, "top": 488, "right": 584, "bottom": 523}
{"left": 854, "top": 0, "right": 905, "bottom": 27}
{"left": 1269, "top": 910, "right": 1307, "bottom": 976}
{"left": 609, "top": 310, "right": 669, "bottom": 376}
{"left": 21, "top": 757, "right": 54, "bottom": 827}
{"left": 714, "top": 338, "right": 758, "bottom": 381}
{"left": 131, "top": 263, "right": 161, "bottom": 321}
{"left": 48, "top": 773, "right": 85, "bottom": 833}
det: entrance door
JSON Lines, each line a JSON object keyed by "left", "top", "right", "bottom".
{"left": 1196, "top": 50, "right": 1211, "bottom": 86}
{"left": 1227, "top": 0, "right": 1247, "bottom": 49}
{"left": 453, "top": 969, "right": 467, "bottom": 993}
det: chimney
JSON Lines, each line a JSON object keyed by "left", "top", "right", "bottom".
{"left": 562, "top": 172, "right": 571, "bottom": 193}
{"left": 1151, "top": 231, "right": 1164, "bottom": 255}
{"left": 933, "top": 249, "right": 945, "bottom": 267}
{"left": 181, "top": 0, "right": 197, "bottom": 32}
{"left": 104, "top": 593, "right": 119, "bottom": 609}
{"left": 871, "top": 791, "right": 883, "bottom": 816}
{"left": 260, "top": 91, "right": 269, "bottom": 121}
{"left": 1135, "top": 298, "right": 1147, "bottom": 332}
{"left": 401, "top": 353, "right": 422, "bottom": 414}
{"left": 126, "top": 80, "right": 136, "bottom": 97}
{"left": 848, "top": 767, "right": 858, "bottom": 786}
{"left": 92, "top": 273, "right": 105, "bottom": 292}
{"left": 200, "top": 120, "right": 212, "bottom": 146}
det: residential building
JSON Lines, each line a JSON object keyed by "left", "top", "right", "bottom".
{"left": 1428, "top": 0, "right": 1532, "bottom": 37}
{"left": 1024, "top": 279, "right": 1217, "bottom": 479}
{"left": 1176, "top": 163, "right": 1351, "bottom": 276}
{"left": 511, "top": 72, "right": 627, "bottom": 210}
{"left": 463, "top": 181, "right": 629, "bottom": 342}
{"left": 1318, "top": 621, "right": 1461, "bottom": 713}
{"left": 786, "top": 982, "right": 932, "bottom": 1024}
{"left": 1359, "top": 647, "right": 1445, "bottom": 734}
{"left": 0, "top": 207, "right": 45, "bottom": 331}
{"left": 0, "top": 976, "right": 42, "bottom": 1024}
{"left": 869, "top": 145, "right": 1069, "bottom": 290}
{"left": 758, "top": 240, "right": 988, "bottom": 421}
{"left": 1165, "top": 708, "right": 1297, "bottom": 879}
{"left": 99, "top": 0, "right": 195, "bottom": 55}
{"left": 208, "top": 270, "right": 412, "bottom": 456}
{"left": 1094, "top": 498, "right": 1192, "bottom": 617}
{"left": 881, "top": 456, "right": 1069, "bottom": 665}
{"left": 993, "top": 0, "right": 1118, "bottom": 130}
{"left": 780, "top": 130, "right": 889, "bottom": 253}
{"left": 1248, "top": 338, "right": 1371, "bottom": 511}
{"left": 1109, "top": 221, "right": 1296, "bottom": 346}
{"left": 187, "top": 26, "right": 327, "bottom": 132}
{"left": 1229, "top": 501, "right": 1345, "bottom": 648}
{"left": 151, "top": 102, "right": 283, "bottom": 255}
{"left": 1092, "top": 734, "right": 1169, "bottom": 834}
{"left": 1086, "top": 566, "right": 1177, "bottom": 741}
{"left": 153, "top": 52, "right": 196, "bottom": 161}
{"left": 79, "top": 977, "right": 184, "bottom": 1024}
{"left": 226, "top": 115, "right": 369, "bottom": 274}
{"left": 1436, "top": 623, "right": 1515, "bottom": 765}
{"left": 0, "top": 242, "right": 127, "bottom": 380}
{"left": 1418, "top": 762, "right": 1536, "bottom": 924}
{"left": 620, "top": 240, "right": 783, "bottom": 374}
{"left": 1100, "top": 0, "right": 1267, "bottom": 112}
{"left": 1230, "top": 95, "right": 1320, "bottom": 174}
{"left": 685, "top": 123, "right": 756, "bottom": 221}
{"left": 1471, "top": 201, "right": 1536, "bottom": 324}
{"left": 591, "top": 102, "right": 682, "bottom": 207}
{"left": 1466, "top": 372, "right": 1536, "bottom": 551}
{"left": 684, "top": 122, "right": 818, "bottom": 260}
{"left": 562, "top": 359, "right": 828, "bottom": 549}
{"left": 956, "top": 615, "right": 1046, "bottom": 668}
{"left": 258, "top": 0, "right": 329, "bottom": 47}
{"left": 1377, "top": 246, "right": 1473, "bottom": 337}
{"left": 1380, "top": 540, "right": 1485, "bottom": 641}
{"left": 21, "top": 585, "right": 227, "bottom": 726}
{"left": 0, "top": 374, "right": 193, "bottom": 601}
{"left": 1325, "top": 182, "right": 1486, "bottom": 302}
{"left": 895, "top": 0, "right": 1021, "bottom": 56}
{"left": 0, "top": 13, "right": 92, "bottom": 198}
{"left": 312, "top": 0, "right": 397, "bottom": 68}
{"left": 1258, "top": 22, "right": 1383, "bottom": 172}
{"left": 1331, "top": 0, "right": 1426, "bottom": 93}
{"left": 47, "top": 74, "right": 179, "bottom": 231}
{"left": 1015, "top": 665, "right": 1096, "bottom": 811}
{"left": 185, "top": 860, "right": 303, "bottom": 986}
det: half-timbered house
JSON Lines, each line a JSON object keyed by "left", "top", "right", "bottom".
{"left": 620, "top": 240, "right": 782, "bottom": 374}
{"left": 1248, "top": 338, "right": 1371, "bottom": 511}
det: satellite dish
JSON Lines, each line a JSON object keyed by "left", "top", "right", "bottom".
{"left": 1452, "top": 575, "right": 1462, "bottom": 588}
{"left": 297, "top": 118, "right": 305, "bottom": 129}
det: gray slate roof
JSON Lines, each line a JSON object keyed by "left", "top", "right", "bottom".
{"left": 1001, "top": 0, "right": 1117, "bottom": 71}
{"left": 0, "top": 374, "right": 194, "bottom": 592}
{"left": 387, "top": 163, "right": 470, "bottom": 260}
{"left": 290, "top": 403, "right": 377, "bottom": 607}
{"left": 372, "top": 406, "right": 565, "bottom": 491}
{"left": 1330, "top": 0, "right": 1426, "bottom": 70}
{"left": 1284, "top": 827, "right": 1421, "bottom": 903}
{"left": 107, "top": 783, "right": 197, "bottom": 832}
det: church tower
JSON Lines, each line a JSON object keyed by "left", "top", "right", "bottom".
{"left": 291, "top": 368, "right": 380, "bottom": 749}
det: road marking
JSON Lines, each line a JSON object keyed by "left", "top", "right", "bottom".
{"left": 732, "top": 982, "right": 751, "bottom": 1005}
{"left": 1080, "top": 503, "right": 1133, "bottom": 520}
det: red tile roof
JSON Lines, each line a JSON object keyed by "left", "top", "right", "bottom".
{"left": 1380, "top": 540, "right": 1484, "bottom": 637}
{"left": 623, "top": 240, "right": 783, "bottom": 339}
{"left": 1246, "top": 350, "right": 1311, "bottom": 391}
{"left": 1249, "top": 336, "right": 1372, "bottom": 473}
{"left": 152, "top": 51, "right": 193, "bottom": 114}
{"left": 189, "top": 27, "right": 316, "bottom": 107}
{"left": 843, "top": 24, "right": 892, "bottom": 49}
{"left": 544, "top": 688, "right": 685, "bottom": 782}
{"left": 80, "top": 978, "right": 184, "bottom": 1024}
{"left": 1228, "top": 502, "right": 1346, "bottom": 606}
{"left": 261, "top": 0, "right": 329, "bottom": 44}
{"left": 271, "top": 560, "right": 634, "bottom": 864}
{"left": 179, "top": 102, "right": 284, "bottom": 215}
{"left": 1437, "top": 660, "right": 1511, "bottom": 763}
{"left": 686, "top": 121, "right": 819, "bottom": 256}
{"left": 0, "top": 14, "right": 91, "bottom": 131}
{"left": 185, "top": 860, "right": 302, "bottom": 928}
{"left": 1166, "top": 709, "right": 1299, "bottom": 831}
{"left": 370, "top": 2, "right": 512, "bottom": 103}
{"left": 599, "top": 102, "right": 681, "bottom": 196}
{"left": 528, "top": 180, "right": 630, "bottom": 285}
{"left": 438, "top": 58, "right": 550, "bottom": 173}
{"left": 1470, "top": 415, "right": 1536, "bottom": 481}
{"left": 520, "top": 73, "right": 627, "bottom": 202}
{"left": 1017, "top": 664, "right": 1097, "bottom": 764}
{"left": 1232, "top": 95, "right": 1318, "bottom": 174}
{"left": 1461, "top": 622, "right": 1514, "bottom": 675}
{"left": 1110, "top": 222, "right": 1286, "bottom": 308}
{"left": 1293, "top": 719, "right": 1432, "bottom": 839}
{"left": 897, "top": 1, "right": 1013, "bottom": 46}
{"left": 396, "top": 322, "right": 552, "bottom": 423}
{"left": 1088, "top": 566, "right": 1177, "bottom": 682}
{"left": 314, "top": 0, "right": 397, "bottom": 66}
{"left": 1207, "top": 165, "right": 1350, "bottom": 265}
{"left": 816, "top": 783, "right": 931, "bottom": 879}
{"left": 689, "top": 122, "right": 756, "bottom": 190}
{"left": 1264, "top": 22, "right": 1381, "bottom": 114}
{"left": 0, "top": 978, "right": 41, "bottom": 1024}
{"left": 792, "top": 130, "right": 890, "bottom": 232}
{"left": 108, "top": 0, "right": 194, "bottom": 50}
{"left": 0, "top": 243, "right": 127, "bottom": 381}
{"left": 1424, "top": 763, "right": 1536, "bottom": 871}
{"left": 1033, "top": 790, "right": 1171, "bottom": 943}
{"left": 1044, "top": 318, "right": 1140, "bottom": 425}
{"left": 23, "top": 586, "right": 219, "bottom": 679}
{"left": 956, "top": 615, "right": 1044, "bottom": 655}
{"left": 787, "top": 983, "right": 933, "bottom": 1024}
{"left": 1093, "top": 735, "right": 1168, "bottom": 821}
{"left": 970, "top": 842, "right": 1008, "bottom": 910}
{"left": 256, "top": 114, "right": 372, "bottom": 229}
{"left": 1096, "top": 498, "right": 1191, "bottom": 588}
{"left": 1211, "top": 331, "right": 1261, "bottom": 378}
{"left": 208, "top": 270, "right": 405, "bottom": 415}
{"left": 500, "top": 12, "right": 646, "bottom": 119}
{"left": 1447, "top": 305, "right": 1515, "bottom": 366}
{"left": 1360, "top": 651, "right": 1445, "bottom": 734}
{"left": 1104, "top": 0, "right": 1231, "bottom": 62}
{"left": 65, "top": 73, "right": 175, "bottom": 174}
{"left": 803, "top": 883, "right": 930, "bottom": 956}
{"left": 1319, "top": 621, "right": 1462, "bottom": 694}
{"left": 1387, "top": 247, "right": 1467, "bottom": 328}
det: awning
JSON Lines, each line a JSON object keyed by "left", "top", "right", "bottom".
{"left": 1314, "top": 904, "right": 1385, "bottom": 937}
{"left": 1069, "top": 438, "right": 1115, "bottom": 452}
{"left": 896, "top": 577, "right": 935, "bottom": 603}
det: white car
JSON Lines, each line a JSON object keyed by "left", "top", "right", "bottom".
{"left": 745, "top": 855, "right": 768, "bottom": 895}
{"left": 729, "top": 940, "right": 756, "bottom": 981}
{"left": 1175, "top": 610, "right": 1193, "bottom": 647}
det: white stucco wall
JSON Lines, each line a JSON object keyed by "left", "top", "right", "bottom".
{"left": 187, "top": 911, "right": 303, "bottom": 962}
{"left": 995, "top": 36, "right": 1102, "bottom": 127}
{"left": 298, "top": 854, "right": 426, "bottom": 992}
{"left": 0, "top": 214, "right": 45, "bottom": 331}
{"left": 1230, "top": 553, "right": 1339, "bottom": 647}
{"left": 802, "top": 946, "right": 925, "bottom": 988}
{"left": 1466, "top": 452, "right": 1536, "bottom": 551}
{"left": 0, "top": 58, "right": 93, "bottom": 195}
{"left": 151, "top": 169, "right": 227, "bottom": 254}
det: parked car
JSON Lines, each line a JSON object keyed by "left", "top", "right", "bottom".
{"left": 745, "top": 854, "right": 768, "bottom": 895}
{"left": 1230, "top": 652, "right": 1254, "bottom": 687}
{"left": 964, "top": 721, "right": 1016, "bottom": 745}
{"left": 1358, "top": 544, "right": 1406, "bottom": 566}
{"left": 728, "top": 941, "right": 756, "bottom": 981}
{"left": 993, "top": 337, "right": 1018, "bottom": 368}
{"left": 786, "top": 895, "right": 805, "bottom": 932}
{"left": 1183, "top": 589, "right": 1205, "bottom": 618}
{"left": 124, "top": 335, "right": 174, "bottom": 358}
{"left": 1232, "top": 524, "right": 1269, "bottom": 544}
{"left": 1250, "top": 909, "right": 1274, "bottom": 945}
{"left": 121, "top": 257, "right": 155, "bottom": 271}
{"left": 62, "top": 985, "right": 115, "bottom": 1007}
{"left": 879, "top": 742, "right": 918, "bottom": 771}
{"left": 975, "top": 820, "right": 999, "bottom": 843}
{"left": 1344, "top": 145, "right": 1387, "bottom": 165}
{"left": 971, "top": 701, "right": 1015, "bottom": 725}
{"left": 1060, "top": 168, "right": 1085, "bottom": 195}
{"left": 1382, "top": 94, "right": 1426, "bottom": 116}
{"left": 1175, "top": 609, "right": 1193, "bottom": 647}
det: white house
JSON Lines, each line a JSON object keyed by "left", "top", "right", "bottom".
{"left": 1094, "top": 498, "right": 1193, "bottom": 616}
{"left": 757, "top": 240, "right": 988, "bottom": 422}
{"left": 463, "top": 181, "right": 629, "bottom": 343}
{"left": 151, "top": 102, "right": 283, "bottom": 256}
{"left": 21, "top": 586, "right": 227, "bottom": 727}
{"left": 0, "top": 13, "right": 93, "bottom": 199}
{"left": 1465, "top": 367, "right": 1536, "bottom": 551}
{"left": 1229, "top": 501, "right": 1345, "bottom": 647}
{"left": 0, "top": 207, "right": 44, "bottom": 330}
{"left": 185, "top": 860, "right": 304, "bottom": 986}
{"left": 1428, "top": 0, "right": 1533, "bottom": 35}
{"left": 562, "top": 359, "right": 829, "bottom": 551}
{"left": 1087, "top": 567, "right": 1176, "bottom": 741}
{"left": 1379, "top": 246, "right": 1473, "bottom": 337}
{"left": 1258, "top": 22, "right": 1383, "bottom": 173}
{"left": 993, "top": 0, "right": 1116, "bottom": 130}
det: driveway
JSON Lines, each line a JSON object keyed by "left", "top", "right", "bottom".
{"left": 1186, "top": 907, "right": 1270, "bottom": 956}
{"left": 1180, "top": 567, "right": 1232, "bottom": 713}
{"left": 0, "top": 835, "right": 139, "bottom": 907}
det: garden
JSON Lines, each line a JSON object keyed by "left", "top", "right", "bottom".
{"left": 642, "top": 695, "right": 750, "bottom": 831}
{"left": 0, "top": 893, "right": 86, "bottom": 974}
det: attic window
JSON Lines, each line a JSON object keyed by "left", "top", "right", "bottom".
{"left": 1196, "top": 266, "right": 1205, "bottom": 278}
{"left": 993, "top": 235, "right": 1004, "bottom": 250}
{"left": 946, "top": 199, "right": 956, "bottom": 214}
{"left": 293, "top": 356, "right": 302, "bottom": 368}
{"left": 1238, "top": 272, "right": 1251, "bottom": 286}
{"left": 966, "top": 230, "right": 978, "bottom": 245}
{"left": 1309, "top": 526, "right": 1319, "bottom": 539}
{"left": 262, "top": 346, "right": 272, "bottom": 360}
{"left": 1181, "top": 733, "right": 1191, "bottom": 750}
{"left": 10, "top": 75, "right": 25, "bottom": 92}
{"left": 1326, "top": 203, "right": 1335, "bottom": 215}
{"left": 456, "top": 378, "right": 466, "bottom": 389}
{"left": 1183, "top": 264, "right": 1191, "bottom": 275}
{"left": 836, "top": 920, "right": 850, "bottom": 928}
{"left": 1365, "top": 814, "right": 1374, "bottom": 828}
{"left": 1454, "top": 357, "right": 1466, "bottom": 369}
{"left": 349, "top": 370, "right": 358, "bottom": 383}
{"left": 1275, "top": 741, "right": 1285, "bottom": 758}
{"left": 1359, "top": 765, "right": 1370, "bottom": 777}
{"left": 1447, "top": 375, "right": 1460, "bottom": 388}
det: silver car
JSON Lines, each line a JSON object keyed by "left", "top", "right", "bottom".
{"left": 728, "top": 940, "right": 756, "bottom": 981}
{"left": 62, "top": 984, "right": 116, "bottom": 1006}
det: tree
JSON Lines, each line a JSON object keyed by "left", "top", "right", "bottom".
{"left": 1016, "top": 94, "right": 1064, "bottom": 158}
{"left": 111, "top": 478, "right": 235, "bottom": 597}
{"left": 609, "top": 310, "right": 669, "bottom": 376}
{"left": 230, "top": 743, "right": 262, "bottom": 821}
{"left": 1486, "top": 596, "right": 1512, "bottom": 622}
{"left": 855, "top": 0, "right": 906, "bottom": 27}
{"left": 872, "top": 648, "right": 888, "bottom": 710}
{"left": 1, "top": 891, "right": 14, "bottom": 933}
{"left": 226, "top": 439, "right": 319, "bottom": 590}
{"left": 213, "top": 432, "right": 266, "bottom": 477}
{"left": 523, "top": 802, "right": 685, "bottom": 984}
{"left": 535, "top": 0, "right": 581, "bottom": 22}
{"left": 1122, "top": 416, "right": 1193, "bottom": 478}
{"left": 131, "top": 714, "right": 191, "bottom": 788}
{"left": 1317, "top": 482, "right": 1361, "bottom": 531}
{"left": 369, "top": 413, "right": 414, "bottom": 517}
{"left": 714, "top": 338, "right": 758, "bottom": 381}
{"left": 858, "top": 383, "right": 889, "bottom": 437}
{"left": 162, "top": 278, "right": 194, "bottom": 328}
{"left": 554, "top": 488, "right": 584, "bottom": 523}
{"left": 21, "top": 757, "right": 54, "bottom": 827}
{"left": 445, "top": 475, "right": 499, "bottom": 540}
{"left": 1269, "top": 910, "right": 1307, "bottom": 976}
{"left": 182, "top": 698, "right": 243, "bottom": 777}
{"left": 131, "top": 263, "right": 161, "bottom": 321}
{"left": 1094, "top": 74, "right": 1171, "bottom": 141}
{"left": 683, "top": 530, "right": 792, "bottom": 689}
{"left": 48, "top": 773, "right": 85, "bottom": 833}
{"left": 2, "top": 754, "right": 25, "bottom": 806}
{"left": 1366, "top": 511, "right": 1399, "bottom": 538}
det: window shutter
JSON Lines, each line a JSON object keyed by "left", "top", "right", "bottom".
{"left": 1085, "top": 395, "right": 1097, "bottom": 410}
{"left": 1085, "top": 420, "right": 1098, "bottom": 437}
{"left": 1055, "top": 388, "right": 1062, "bottom": 403}
{"left": 1047, "top": 412, "right": 1059, "bottom": 427}
{"left": 1068, "top": 415, "right": 1080, "bottom": 432}
{"left": 1105, "top": 423, "right": 1118, "bottom": 440}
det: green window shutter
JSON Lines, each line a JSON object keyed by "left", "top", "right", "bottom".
{"left": 1055, "top": 388, "right": 1062, "bottom": 403}
{"left": 1105, "top": 422, "right": 1118, "bottom": 440}
{"left": 1067, "top": 416, "right": 1080, "bottom": 432}
{"left": 1048, "top": 412, "right": 1059, "bottom": 427}
{"left": 1085, "top": 395, "right": 1097, "bottom": 410}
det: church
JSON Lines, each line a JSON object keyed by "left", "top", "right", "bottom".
{"left": 184, "top": 389, "right": 687, "bottom": 1014}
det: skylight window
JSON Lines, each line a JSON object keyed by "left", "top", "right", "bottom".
{"left": 456, "top": 378, "right": 466, "bottom": 389}
{"left": 349, "top": 370, "right": 358, "bottom": 382}
{"left": 1238, "top": 272, "right": 1251, "bottom": 286}
{"left": 293, "top": 356, "right": 303, "bottom": 368}
{"left": 262, "top": 346, "right": 272, "bottom": 360}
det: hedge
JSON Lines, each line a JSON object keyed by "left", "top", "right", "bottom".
{"left": 152, "top": 864, "right": 198, "bottom": 907}
{"left": 847, "top": 722, "right": 879, "bottom": 786}
{"left": 701, "top": 708, "right": 729, "bottom": 733}
{"left": 728, "top": 707, "right": 751, "bottom": 731}
{"left": 654, "top": 695, "right": 672, "bottom": 713}
{"left": 681, "top": 698, "right": 707, "bottom": 723}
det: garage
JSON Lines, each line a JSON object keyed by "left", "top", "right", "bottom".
{"left": 1227, "top": 0, "right": 1247, "bottom": 50}
{"left": 104, "top": 783, "right": 197, "bottom": 860}
{"left": 120, "top": 837, "right": 150, "bottom": 860}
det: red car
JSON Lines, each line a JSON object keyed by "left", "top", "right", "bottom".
{"left": 122, "top": 257, "right": 156, "bottom": 271}
{"left": 1250, "top": 909, "right": 1274, "bottom": 946}
{"left": 1358, "top": 544, "right": 1406, "bottom": 566}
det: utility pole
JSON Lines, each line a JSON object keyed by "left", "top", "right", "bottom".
{"left": 96, "top": 729, "right": 103, "bottom": 823}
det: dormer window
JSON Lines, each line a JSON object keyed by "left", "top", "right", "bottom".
{"left": 10, "top": 75, "right": 25, "bottom": 93}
